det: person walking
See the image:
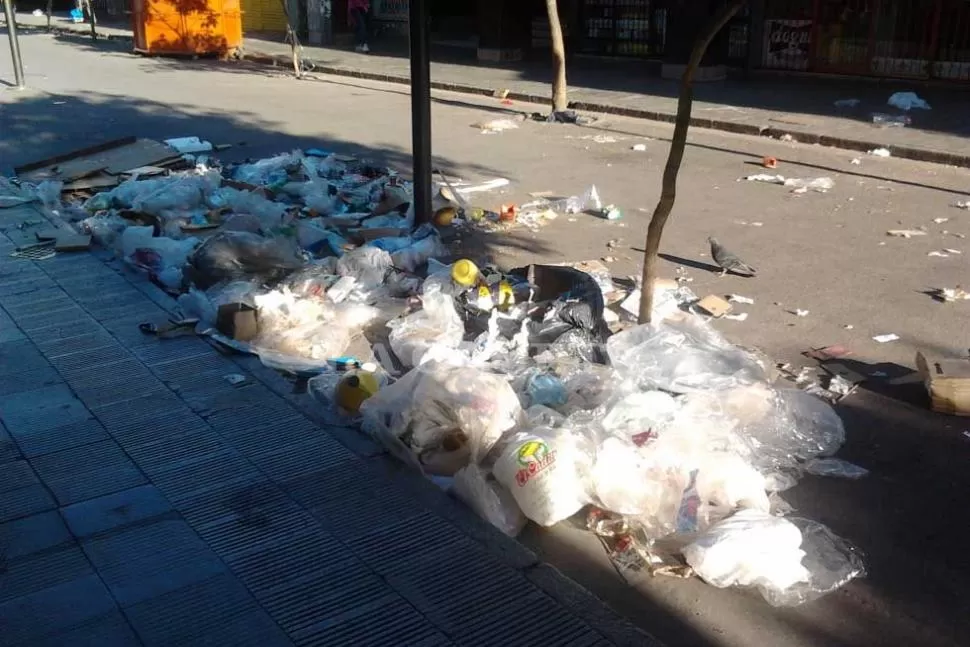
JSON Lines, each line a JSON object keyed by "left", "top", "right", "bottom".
{"left": 348, "top": 0, "right": 370, "bottom": 53}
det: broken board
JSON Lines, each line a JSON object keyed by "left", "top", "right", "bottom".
{"left": 16, "top": 138, "right": 180, "bottom": 183}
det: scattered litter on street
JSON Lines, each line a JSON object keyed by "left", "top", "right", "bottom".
{"left": 928, "top": 251, "right": 950, "bottom": 257}
{"left": 474, "top": 118, "right": 522, "bottom": 134}
{"left": 944, "top": 248, "right": 962, "bottom": 254}
{"left": 790, "top": 309, "right": 809, "bottom": 317}
{"left": 868, "top": 148, "right": 892, "bottom": 158}
{"left": 779, "top": 134, "right": 795, "bottom": 142}
{"left": 2, "top": 137, "right": 873, "bottom": 609}
{"left": 873, "top": 333, "right": 900, "bottom": 343}
{"left": 954, "top": 201, "right": 970, "bottom": 210}
{"left": 850, "top": 158, "right": 861, "bottom": 165}
{"left": 887, "top": 91, "right": 931, "bottom": 111}
{"left": 742, "top": 174, "right": 833, "bottom": 193}
{"left": 632, "top": 144, "right": 647, "bottom": 152}
{"left": 916, "top": 351, "right": 970, "bottom": 416}
{"left": 762, "top": 156, "right": 778, "bottom": 169}
{"left": 937, "top": 287, "right": 970, "bottom": 302}
{"left": 934, "top": 217, "right": 950, "bottom": 224}
{"left": 871, "top": 113, "right": 911, "bottom": 127}
{"left": 886, "top": 229, "right": 927, "bottom": 238}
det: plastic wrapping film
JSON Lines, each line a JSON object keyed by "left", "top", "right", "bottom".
{"left": 388, "top": 286, "right": 465, "bottom": 369}
{"left": 452, "top": 464, "right": 528, "bottom": 537}
{"left": 360, "top": 360, "right": 523, "bottom": 474}
{"left": 606, "top": 317, "right": 772, "bottom": 393}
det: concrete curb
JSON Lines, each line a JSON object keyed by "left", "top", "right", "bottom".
{"left": 22, "top": 20, "right": 970, "bottom": 169}
{"left": 241, "top": 50, "right": 970, "bottom": 170}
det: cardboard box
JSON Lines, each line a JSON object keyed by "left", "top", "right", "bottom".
{"left": 216, "top": 303, "right": 259, "bottom": 342}
{"left": 916, "top": 351, "right": 970, "bottom": 416}
{"left": 696, "top": 295, "right": 733, "bottom": 318}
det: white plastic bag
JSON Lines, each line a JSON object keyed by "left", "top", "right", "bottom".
{"left": 388, "top": 287, "right": 464, "bottom": 368}
{"left": 683, "top": 509, "right": 810, "bottom": 598}
{"left": 493, "top": 426, "right": 592, "bottom": 526}
{"left": 452, "top": 464, "right": 527, "bottom": 537}
{"left": 607, "top": 317, "right": 771, "bottom": 393}
{"left": 360, "top": 360, "right": 523, "bottom": 470}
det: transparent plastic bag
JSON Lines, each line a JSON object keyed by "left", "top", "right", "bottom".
{"left": 208, "top": 187, "right": 289, "bottom": 228}
{"left": 452, "top": 464, "right": 528, "bottom": 537}
{"left": 492, "top": 425, "right": 592, "bottom": 526}
{"left": 133, "top": 171, "right": 221, "bottom": 216}
{"left": 121, "top": 226, "right": 199, "bottom": 279}
{"left": 389, "top": 225, "right": 446, "bottom": 273}
{"left": 607, "top": 317, "right": 771, "bottom": 393}
{"left": 802, "top": 457, "right": 868, "bottom": 479}
{"left": 336, "top": 246, "right": 393, "bottom": 288}
{"left": 187, "top": 231, "right": 304, "bottom": 289}
{"left": 360, "top": 360, "right": 523, "bottom": 471}
{"left": 232, "top": 151, "right": 303, "bottom": 187}
{"left": 388, "top": 287, "right": 464, "bottom": 368}
{"left": 683, "top": 509, "right": 811, "bottom": 599}
{"left": 761, "top": 517, "right": 865, "bottom": 607}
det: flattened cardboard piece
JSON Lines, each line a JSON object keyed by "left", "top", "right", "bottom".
{"left": 696, "top": 294, "right": 733, "bottom": 318}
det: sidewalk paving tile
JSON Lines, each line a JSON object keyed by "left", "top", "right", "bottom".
{"left": 0, "top": 544, "right": 94, "bottom": 604}
{"left": 31, "top": 439, "right": 147, "bottom": 506}
{"left": 0, "top": 510, "right": 73, "bottom": 560}
{"left": 0, "top": 459, "right": 57, "bottom": 522}
{"left": 24, "top": 612, "right": 143, "bottom": 647}
{"left": 0, "top": 421, "right": 22, "bottom": 462}
{"left": 124, "top": 572, "right": 292, "bottom": 647}
{"left": 81, "top": 518, "right": 228, "bottom": 607}
{"left": 61, "top": 484, "right": 174, "bottom": 538}
{"left": 0, "top": 384, "right": 93, "bottom": 436}
{"left": 290, "top": 595, "right": 449, "bottom": 647}
{"left": 0, "top": 575, "right": 120, "bottom": 645}
{"left": 12, "top": 417, "right": 110, "bottom": 459}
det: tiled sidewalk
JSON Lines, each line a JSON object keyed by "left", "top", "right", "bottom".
{"left": 0, "top": 204, "right": 653, "bottom": 646}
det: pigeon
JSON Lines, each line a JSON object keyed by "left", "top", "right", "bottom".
{"left": 708, "top": 237, "right": 757, "bottom": 277}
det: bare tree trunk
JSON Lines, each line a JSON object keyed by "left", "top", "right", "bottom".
{"left": 545, "top": 0, "right": 567, "bottom": 112}
{"left": 85, "top": 0, "right": 98, "bottom": 40}
{"left": 279, "top": 0, "right": 302, "bottom": 78}
{"left": 638, "top": 0, "right": 746, "bottom": 323}
{"left": 46, "top": 0, "right": 52, "bottom": 29}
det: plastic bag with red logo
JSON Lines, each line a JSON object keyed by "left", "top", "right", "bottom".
{"left": 492, "top": 426, "right": 593, "bottom": 526}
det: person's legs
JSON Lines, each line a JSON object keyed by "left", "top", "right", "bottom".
{"left": 352, "top": 8, "right": 369, "bottom": 51}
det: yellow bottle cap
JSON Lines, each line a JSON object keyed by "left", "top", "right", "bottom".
{"left": 451, "top": 259, "right": 480, "bottom": 287}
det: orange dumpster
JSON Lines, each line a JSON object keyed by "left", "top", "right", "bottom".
{"left": 132, "top": 0, "right": 243, "bottom": 57}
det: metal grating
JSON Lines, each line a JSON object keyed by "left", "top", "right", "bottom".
{"left": 247, "top": 436, "right": 357, "bottom": 482}
{"left": 124, "top": 428, "right": 228, "bottom": 475}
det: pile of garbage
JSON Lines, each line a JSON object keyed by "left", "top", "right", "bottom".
{"left": 6, "top": 146, "right": 865, "bottom": 607}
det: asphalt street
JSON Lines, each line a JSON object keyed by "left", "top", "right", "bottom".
{"left": 2, "top": 31, "right": 969, "bottom": 647}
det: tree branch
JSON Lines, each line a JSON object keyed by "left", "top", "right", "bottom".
{"left": 638, "top": 0, "right": 746, "bottom": 323}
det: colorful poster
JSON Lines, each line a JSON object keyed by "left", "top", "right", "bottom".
{"left": 763, "top": 19, "right": 812, "bottom": 70}
{"left": 374, "top": 0, "right": 409, "bottom": 21}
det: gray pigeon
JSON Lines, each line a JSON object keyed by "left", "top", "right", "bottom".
{"left": 708, "top": 237, "right": 757, "bottom": 277}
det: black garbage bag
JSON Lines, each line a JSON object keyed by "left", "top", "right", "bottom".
{"left": 185, "top": 231, "right": 305, "bottom": 290}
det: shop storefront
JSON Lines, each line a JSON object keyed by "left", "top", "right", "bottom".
{"left": 761, "top": 0, "right": 970, "bottom": 81}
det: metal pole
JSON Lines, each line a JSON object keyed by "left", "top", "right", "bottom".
{"left": 409, "top": 0, "right": 432, "bottom": 226}
{"left": 3, "top": 0, "right": 26, "bottom": 89}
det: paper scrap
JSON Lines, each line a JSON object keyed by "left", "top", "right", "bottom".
{"left": 934, "top": 217, "right": 950, "bottom": 224}
{"left": 887, "top": 229, "right": 927, "bottom": 238}
{"left": 868, "top": 148, "right": 892, "bottom": 157}
{"left": 928, "top": 251, "right": 950, "bottom": 257}
{"left": 727, "top": 294, "right": 754, "bottom": 305}
{"left": 873, "top": 333, "right": 900, "bottom": 343}
{"left": 791, "top": 309, "right": 810, "bottom": 317}
{"left": 724, "top": 312, "right": 749, "bottom": 321}
{"left": 632, "top": 144, "right": 647, "bottom": 151}
{"left": 944, "top": 248, "right": 962, "bottom": 254}
{"left": 940, "top": 287, "right": 970, "bottom": 302}
{"left": 954, "top": 201, "right": 970, "bottom": 210}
